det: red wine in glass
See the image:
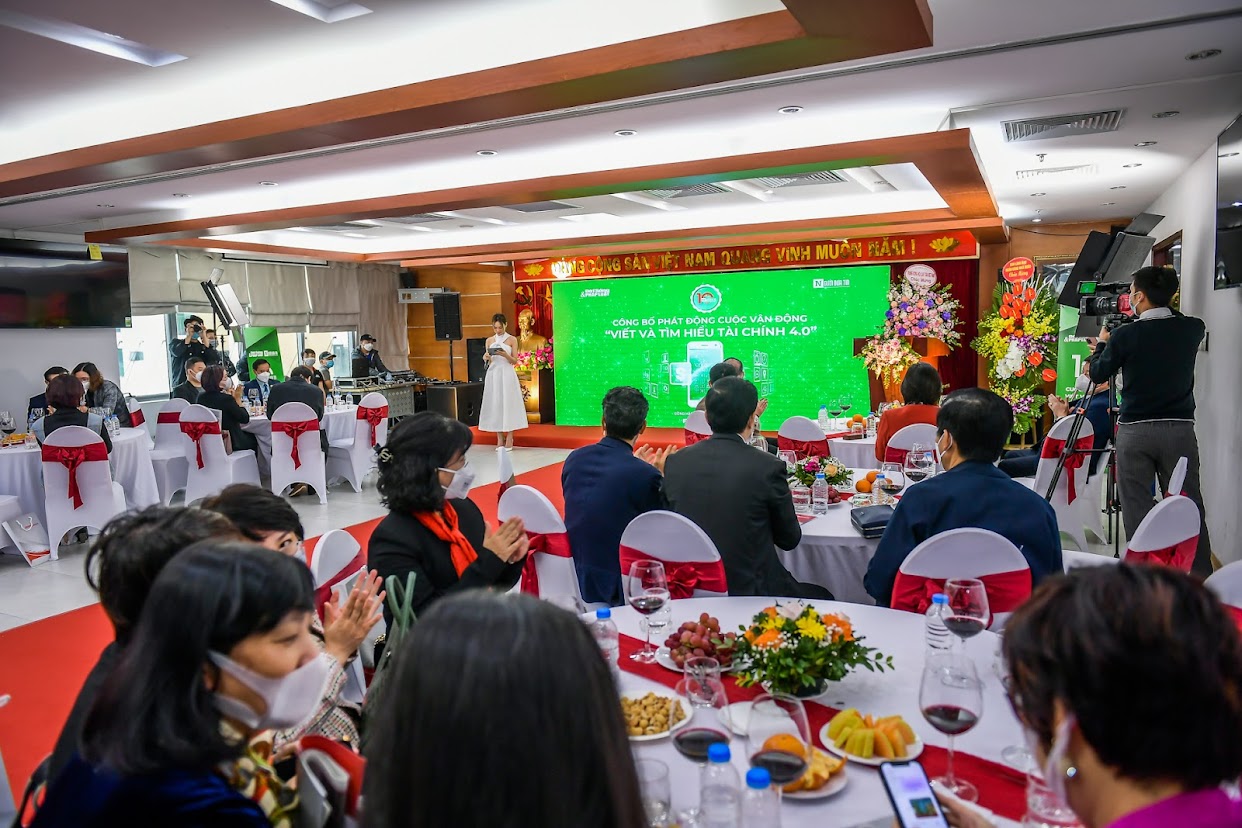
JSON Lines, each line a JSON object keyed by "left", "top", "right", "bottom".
{"left": 944, "top": 616, "right": 986, "bottom": 640}
{"left": 749, "top": 750, "right": 808, "bottom": 786}
{"left": 673, "top": 728, "right": 730, "bottom": 763}
{"left": 922, "top": 704, "right": 979, "bottom": 736}
{"left": 630, "top": 591, "right": 669, "bottom": 615}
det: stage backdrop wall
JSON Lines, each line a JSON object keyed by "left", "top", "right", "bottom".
{"left": 552, "top": 265, "right": 890, "bottom": 428}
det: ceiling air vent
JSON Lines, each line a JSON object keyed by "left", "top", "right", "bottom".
{"left": 382, "top": 214, "right": 455, "bottom": 225}
{"left": 752, "top": 171, "right": 848, "bottom": 189}
{"left": 1014, "top": 164, "right": 1099, "bottom": 180}
{"left": 641, "top": 183, "right": 730, "bottom": 199}
{"left": 1002, "top": 110, "right": 1124, "bottom": 143}
{"left": 504, "top": 200, "right": 580, "bottom": 213}
{"left": 308, "top": 223, "right": 379, "bottom": 233}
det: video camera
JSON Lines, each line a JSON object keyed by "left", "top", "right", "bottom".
{"left": 1077, "top": 282, "right": 1134, "bottom": 331}
{"left": 1057, "top": 213, "right": 1162, "bottom": 336}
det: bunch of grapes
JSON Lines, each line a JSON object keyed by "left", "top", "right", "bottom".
{"left": 824, "top": 485, "right": 845, "bottom": 504}
{"left": 664, "top": 612, "right": 738, "bottom": 668}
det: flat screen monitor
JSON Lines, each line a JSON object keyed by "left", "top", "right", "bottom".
{"left": 1216, "top": 115, "right": 1242, "bottom": 290}
{"left": 0, "top": 240, "right": 131, "bottom": 328}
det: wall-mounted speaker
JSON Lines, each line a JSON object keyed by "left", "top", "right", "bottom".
{"left": 398, "top": 269, "right": 417, "bottom": 289}
{"left": 431, "top": 292, "right": 462, "bottom": 341}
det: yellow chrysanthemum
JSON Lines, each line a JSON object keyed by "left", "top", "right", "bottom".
{"left": 795, "top": 616, "right": 827, "bottom": 641}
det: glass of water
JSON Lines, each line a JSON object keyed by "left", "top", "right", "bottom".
{"left": 790, "top": 483, "right": 811, "bottom": 515}
{"left": 636, "top": 759, "right": 671, "bottom": 827}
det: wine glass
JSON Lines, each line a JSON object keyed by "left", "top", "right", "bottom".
{"left": 672, "top": 674, "right": 731, "bottom": 823}
{"left": 840, "top": 396, "right": 852, "bottom": 417}
{"left": 828, "top": 397, "right": 844, "bottom": 429}
{"left": 778, "top": 450, "right": 797, "bottom": 472}
{"left": 746, "top": 692, "right": 812, "bottom": 801}
{"left": 0, "top": 411, "right": 15, "bottom": 438}
{"left": 905, "top": 444, "right": 936, "bottom": 483}
{"left": 640, "top": 604, "right": 672, "bottom": 653}
{"left": 626, "top": 560, "right": 670, "bottom": 663}
{"left": 879, "top": 462, "right": 905, "bottom": 499}
{"left": 944, "top": 578, "right": 991, "bottom": 646}
{"left": 920, "top": 652, "right": 983, "bottom": 802}
{"left": 636, "top": 759, "right": 672, "bottom": 827}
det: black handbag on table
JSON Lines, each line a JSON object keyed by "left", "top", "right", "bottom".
{"left": 850, "top": 504, "right": 894, "bottom": 539}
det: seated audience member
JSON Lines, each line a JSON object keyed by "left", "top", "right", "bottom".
{"left": 864, "top": 388, "right": 1061, "bottom": 607}
{"left": 998, "top": 379, "right": 1112, "bottom": 479}
{"left": 266, "top": 365, "right": 329, "bottom": 454}
{"left": 171, "top": 356, "right": 206, "bottom": 403}
{"left": 242, "top": 359, "right": 278, "bottom": 406}
{"left": 47, "top": 507, "right": 240, "bottom": 782}
{"left": 368, "top": 412, "right": 528, "bottom": 620}
{"left": 694, "top": 360, "right": 741, "bottom": 411}
{"left": 874, "top": 362, "right": 941, "bottom": 461}
{"left": 32, "top": 374, "right": 113, "bottom": 453}
{"left": 562, "top": 387, "right": 671, "bottom": 605}
{"left": 201, "top": 483, "right": 384, "bottom": 748}
{"left": 724, "top": 355, "right": 773, "bottom": 449}
{"left": 33, "top": 542, "right": 316, "bottom": 827}
{"left": 663, "top": 377, "right": 830, "bottom": 599}
{"left": 939, "top": 565, "right": 1242, "bottom": 828}
{"left": 74, "top": 362, "right": 131, "bottom": 426}
{"left": 28, "top": 365, "right": 68, "bottom": 422}
{"left": 362, "top": 592, "right": 647, "bottom": 828}
{"left": 197, "top": 365, "right": 259, "bottom": 454}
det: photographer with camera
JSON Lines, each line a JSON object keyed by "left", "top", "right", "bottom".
{"left": 168, "top": 315, "right": 210, "bottom": 395}
{"left": 1088, "top": 265, "right": 1211, "bottom": 575}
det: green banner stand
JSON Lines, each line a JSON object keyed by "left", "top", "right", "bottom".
{"left": 243, "top": 326, "right": 286, "bottom": 381}
{"left": 1055, "top": 306, "right": 1095, "bottom": 399}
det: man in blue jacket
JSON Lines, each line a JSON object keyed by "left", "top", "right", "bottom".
{"left": 562, "top": 387, "right": 671, "bottom": 605}
{"left": 864, "top": 388, "right": 1062, "bottom": 607}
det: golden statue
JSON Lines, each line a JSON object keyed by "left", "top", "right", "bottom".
{"left": 516, "top": 308, "right": 548, "bottom": 352}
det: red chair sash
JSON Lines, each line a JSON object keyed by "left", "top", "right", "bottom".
{"left": 357, "top": 405, "right": 389, "bottom": 446}
{"left": 684, "top": 429, "right": 707, "bottom": 446}
{"left": 179, "top": 420, "right": 222, "bottom": 469}
{"left": 1224, "top": 604, "right": 1242, "bottom": 634}
{"left": 129, "top": 409, "right": 145, "bottom": 427}
{"left": 520, "top": 531, "right": 572, "bottom": 597}
{"left": 1040, "top": 434, "right": 1095, "bottom": 504}
{"left": 884, "top": 446, "right": 909, "bottom": 465}
{"left": 618, "top": 545, "right": 729, "bottom": 599}
{"left": 156, "top": 411, "right": 181, "bottom": 424}
{"left": 272, "top": 418, "right": 320, "bottom": 469}
{"left": 42, "top": 443, "right": 109, "bottom": 509}
{"left": 777, "top": 435, "right": 828, "bottom": 460}
{"left": 1126, "top": 536, "right": 1198, "bottom": 573}
{"left": 890, "top": 569, "right": 1032, "bottom": 624}
{"left": 313, "top": 551, "right": 367, "bottom": 619}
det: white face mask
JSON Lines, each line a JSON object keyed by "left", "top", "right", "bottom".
{"left": 206, "top": 340, "right": 216, "bottom": 349}
{"left": 191, "top": 371, "right": 202, "bottom": 383}
{"left": 257, "top": 372, "right": 272, "bottom": 383}
{"left": 1074, "top": 373, "right": 1092, "bottom": 394}
{"left": 303, "top": 357, "right": 315, "bottom": 366}
{"left": 439, "top": 461, "right": 476, "bottom": 499}
{"left": 209, "top": 651, "right": 332, "bottom": 731}
{"left": 362, "top": 342, "right": 374, "bottom": 352}
{"left": 80, "top": 380, "right": 90, "bottom": 392}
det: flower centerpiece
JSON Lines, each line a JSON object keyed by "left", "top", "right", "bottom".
{"left": 858, "top": 335, "right": 922, "bottom": 387}
{"left": 733, "top": 602, "right": 893, "bottom": 697}
{"left": 513, "top": 338, "right": 555, "bottom": 371}
{"left": 971, "top": 279, "right": 1058, "bottom": 434}
{"left": 881, "top": 280, "right": 963, "bottom": 345}
{"left": 789, "top": 456, "right": 852, "bottom": 488}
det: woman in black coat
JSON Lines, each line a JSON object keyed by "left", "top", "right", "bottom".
{"left": 195, "top": 366, "right": 258, "bottom": 453}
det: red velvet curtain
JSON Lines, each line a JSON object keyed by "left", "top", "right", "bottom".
{"left": 890, "top": 261, "right": 980, "bottom": 393}
{"left": 514, "top": 282, "right": 554, "bottom": 340}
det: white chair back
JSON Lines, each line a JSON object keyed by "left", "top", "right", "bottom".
{"left": 897, "top": 527, "right": 1031, "bottom": 629}
{"left": 498, "top": 484, "right": 565, "bottom": 534}
{"left": 270, "top": 401, "right": 327, "bottom": 504}
{"left": 888, "top": 423, "right": 939, "bottom": 452}
{"left": 498, "top": 485, "right": 582, "bottom": 604}
{"left": 41, "top": 425, "right": 125, "bottom": 557}
{"left": 1124, "top": 495, "right": 1200, "bottom": 559}
{"left": 619, "top": 511, "right": 727, "bottom": 597}
{"left": 153, "top": 398, "right": 191, "bottom": 452}
{"left": 308, "top": 529, "right": 369, "bottom": 704}
{"left": 1031, "top": 415, "right": 1095, "bottom": 552}
{"left": 325, "top": 393, "right": 387, "bottom": 493}
{"left": 778, "top": 415, "right": 828, "bottom": 441}
{"left": 181, "top": 404, "right": 260, "bottom": 503}
{"left": 1206, "top": 560, "right": 1242, "bottom": 608}
{"left": 684, "top": 410, "right": 711, "bottom": 437}
{"left": 1167, "top": 456, "right": 1189, "bottom": 497}
{"left": 357, "top": 392, "right": 389, "bottom": 447}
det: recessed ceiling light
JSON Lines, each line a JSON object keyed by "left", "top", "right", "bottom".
{"left": 1123, "top": 163, "right": 1142, "bottom": 168}
{"left": 0, "top": 9, "right": 188, "bottom": 66}
{"left": 96, "top": 204, "right": 115, "bottom": 208}
{"left": 1186, "top": 48, "right": 1221, "bottom": 61}
{"left": 341, "top": 233, "right": 370, "bottom": 238}
{"left": 1221, "top": 152, "right": 1240, "bottom": 158}
{"left": 1134, "top": 141, "right": 1158, "bottom": 147}
{"left": 476, "top": 150, "right": 498, "bottom": 157}
{"left": 258, "top": 181, "right": 279, "bottom": 186}
{"left": 614, "top": 129, "right": 637, "bottom": 137}
{"left": 1110, "top": 185, "right": 1127, "bottom": 190}
{"left": 1234, "top": 201, "right": 1242, "bottom": 208}
{"left": 265, "top": 0, "right": 373, "bottom": 23}
{"left": 172, "top": 192, "right": 190, "bottom": 198}
{"left": 778, "top": 106, "right": 803, "bottom": 115}
{"left": 1152, "top": 111, "right": 1180, "bottom": 119}
{"left": 1030, "top": 192, "right": 1046, "bottom": 197}
{"left": 1031, "top": 218, "right": 1042, "bottom": 223}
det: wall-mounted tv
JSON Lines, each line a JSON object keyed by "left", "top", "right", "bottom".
{"left": 1215, "top": 114, "right": 1242, "bottom": 290}
{"left": 0, "top": 239, "right": 131, "bottom": 328}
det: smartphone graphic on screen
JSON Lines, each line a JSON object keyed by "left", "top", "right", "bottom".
{"left": 686, "top": 340, "right": 724, "bottom": 407}
{"left": 880, "top": 761, "right": 950, "bottom": 828}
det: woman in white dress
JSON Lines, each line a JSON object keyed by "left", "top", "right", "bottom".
{"left": 479, "top": 313, "right": 528, "bottom": 449}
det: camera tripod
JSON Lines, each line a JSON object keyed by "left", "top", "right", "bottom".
{"left": 1042, "top": 375, "right": 1123, "bottom": 558}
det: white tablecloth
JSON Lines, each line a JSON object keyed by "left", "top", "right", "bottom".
{"left": 828, "top": 435, "right": 879, "bottom": 469}
{"left": 614, "top": 597, "right": 1022, "bottom": 828}
{"left": 242, "top": 406, "right": 358, "bottom": 474}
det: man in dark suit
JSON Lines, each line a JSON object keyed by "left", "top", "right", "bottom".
{"left": 265, "top": 366, "right": 328, "bottom": 454}
{"left": 28, "top": 365, "right": 68, "bottom": 422}
{"left": 171, "top": 357, "right": 205, "bottom": 403}
{"left": 864, "top": 388, "right": 1063, "bottom": 607}
{"left": 562, "top": 387, "right": 671, "bottom": 606}
{"left": 663, "top": 377, "right": 830, "bottom": 599}
{"left": 242, "top": 359, "right": 279, "bottom": 406}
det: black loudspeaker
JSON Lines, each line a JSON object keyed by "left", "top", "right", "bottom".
{"left": 398, "top": 269, "right": 416, "bottom": 289}
{"left": 431, "top": 292, "right": 462, "bottom": 341}
{"left": 426, "top": 382, "right": 485, "bottom": 426}
{"left": 465, "top": 337, "right": 487, "bottom": 383}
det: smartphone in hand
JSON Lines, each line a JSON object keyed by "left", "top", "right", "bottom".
{"left": 880, "top": 761, "right": 950, "bottom": 828}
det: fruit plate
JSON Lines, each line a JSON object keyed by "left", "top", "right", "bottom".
{"left": 818, "top": 723, "right": 924, "bottom": 766}
{"left": 784, "top": 770, "right": 849, "bottom": 800}
{"left": 627, "top": 696, "right": 693, "bottom": 743}
{"left": 849, "top": 493, "right": 897, "bottom": 507}
{"left": 655, "top": 647, "right": 743, "bottom": 674}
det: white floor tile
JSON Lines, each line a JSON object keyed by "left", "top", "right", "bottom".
{"left": 0, "top": 611, "right": 28, "bottom": 632}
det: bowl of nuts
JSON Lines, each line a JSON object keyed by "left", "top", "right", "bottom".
{"left": 620, "top": 692, "right": 690, "bottom": 742}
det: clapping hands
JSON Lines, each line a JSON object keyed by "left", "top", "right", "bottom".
{"left": 322, "top": 571, "right": 386, "bottom": 665}
{"left": 634, "top": 444, "right": 676, "bottom": 474}
{"left": 484, "top": 516, "right": 530, "bottom": 564}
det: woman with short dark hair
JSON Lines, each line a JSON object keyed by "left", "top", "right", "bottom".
{"left": 31, "top": 374, "right": 112, "bottom": 452}
{"left": 73, "top": 362, "right": 131, "bottom": 426}
{"left": 478, "top": 312, "right": 528, "bottom": 449}
{"left": 368, "top": 411, "right": 528, "bottom": 619}
{"left": 874, "top": 362, "right": 942, "bottom": 461}
{"left": 938, "top": 565, "right": 1242, "bottom": 828}
{"left": 33, "top": 541, "right": 322, "bottom": 827}
{"left": 362, "top": 592, "right": 648, "bottom": 828}
{"left": 197, "top": 365, "right": 258, "bottom": 453}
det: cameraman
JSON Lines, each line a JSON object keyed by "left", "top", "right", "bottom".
{"left": 1088, "top": 265, "right": 1211, "bottom": 575}
{"left": 168, "top": 315, "right": 209, "bottom": 395}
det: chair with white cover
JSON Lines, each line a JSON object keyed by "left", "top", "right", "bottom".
{"left": 308, "top": 529, "right": 371, "bottom": 703}
{"left": 684, "top": 410, "right": 711, "bottom": 446}
{"left": 618, "top": 511, "right": 728, "bottom": 598}
{"left": 891, "top": 527, "right": 1032, "bottom": 630}
{"left": 40, "top": 426, "right": 126, "bottom": 559}
{"left": 125, "top": 396, "right": 146, "bottom": 430}
{"left": 180, "top": 404, "right": 260, "bottom": 504}
{"left": 884, "top": 423, "right": 940, "bottom": 465}
{"left": 1206, "top": 560, "right": 1242, "bottom": 630}
{"left": 326, "top": 392, "right": 387, "bottom": 493}
{"left": 150, "top": 398, "right": 191, "bottom": 505}
{"left": 777, "top": 415, "right": 829, "bottom": 459}
{"left": 1122, "top": 494, "right": 1199, "bottom": 573}
{"left": 1076, "top": 440, "right": 1112, "bottom": 544}
{"left": 1027, "top": 415, "right": 1096, "bottom": 552}
{"left": 1166, "top": 456, "right": 1189, "bottom": 498}
{"left": 497, "top": 484, "right": 585, "bottom": 606}
{"left": 270, "top": 402, "right": 328, "bottom": 505}
{"left": 0, "top": 495, "right": 27, "bottom": 552}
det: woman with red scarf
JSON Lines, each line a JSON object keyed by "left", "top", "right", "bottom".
{"left": 368, "top": 412, "right": 529, "bottom": 621}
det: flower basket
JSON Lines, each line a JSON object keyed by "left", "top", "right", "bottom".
{"left": 513, "top": 338, "right": 555, "bottom": 371}
{"left": 789, "top": 456, "right": 852, "bottom": 488}
{"left": 971, "top": 279, "right": 1058, "bottom": 434}
{"left": 733, "top": 602, "right": 893, "bottom": 697}
{"left": 858, "top": 336, "right": 922, "bottom": 387}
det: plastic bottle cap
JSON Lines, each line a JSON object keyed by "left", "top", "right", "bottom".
{"left": 815, "top": 472, "right": 825, "bottom": 479}
{"left": 596, "top": 608, "right": 611, "bottom": 619}
{"left": 932, "top": 594, "right": 948, "bottom": 604}
{"left": 707, "top": 743, "right": 731, "bottom": 763}
{"left": 746, "top": 767, "right": 772, "bottom": 789}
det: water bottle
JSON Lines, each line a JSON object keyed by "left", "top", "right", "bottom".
{"left": 811, "top": 473, "right": 829, "bottom": 516}
{"left": 925, "top": 594, "right": 952, "bottom": 652}
{"left": 741, "top": 767, "right": 780, "bottom": 827}
{"left": 872, "top": 473, "right": 886, "bottom": 505}
{"left": 817, "top": 405, "right": 829, "bottom": 430}
{"left": 591, "top": 608, "right": 620, "bottom": 683}
{"left": 700, "top": 743, "right": 741, "bottom": 828}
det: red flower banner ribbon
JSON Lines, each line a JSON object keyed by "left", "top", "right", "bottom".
{"left": 357, "top": 404, "right": 389, "bottom": 446}
{"left": 890, "top": 569, "right": 1032, "bottom": 623}
{"left": 618, "top": 545, "right": 729, "bottom": 599}
{"left": 519, "top": 531, "right": 572, "bottom": 597}
{"left": 41, "top": 442, "right": 109, "bottom": 509}
{"left": 272, "top": 418, "right": 320, "bottom": 469}
{"left": 777, "top": 436, "right": 828, "bottom": 460}
{"left": 179, "top": 420, "right": 222, "bottom": 469}
{"left": 1040, "top": 434, "right": 1095, "bottom": 503}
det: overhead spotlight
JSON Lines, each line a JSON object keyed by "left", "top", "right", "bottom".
{"left": 1133, "top": 141, "right": 1158, "bottom": 147}
{"left": 1221, "top": 152, "right": 1240, "bottom": 158}
{"left": 614, "top": 129, "right": 637, "bottom": 137}
{"left": 1152, "top": 111, "right": 1180, "bottom": 119}
{"left": 258, "top": 181, "right": 279, "bottom": 186}
{"left": 1122, "top": 163, "right": 1142, "bottom": 168}
{"left": 778, "top": 106, "right": 803, "bottom": 115}
{"left": 1030, "top": 192, "right": 1046, "bottom": 197}
{"left": 1110, "top": 185, "right": 1127, "bottom": 190}
{"left": 476, "top": 149, "right": 498, "bottom": 157}
{"left": 1185, "top": 48, "right": 1221, "bottom": 61}
{"left": 96, "top": 203, "right": 115, "bottom": 208}
{"left": 172, "top": 192, "right": 190, "bottom": 198}
{"left": 1032, "top": 218, "right": 1042, "bottom": 223}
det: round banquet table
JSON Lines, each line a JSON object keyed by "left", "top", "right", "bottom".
{"left": 613, "top": 597, "right": 1022, "bottom": 828}
{"left": 242, "top": 405, "right": 358, "bottom": 475}
{"left": 827, "top": 435, "right": 880, "bottom": 470}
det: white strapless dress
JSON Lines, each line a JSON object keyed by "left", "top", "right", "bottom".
{"left": 479, "top": 337, "right": 528, "bottom": 432}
